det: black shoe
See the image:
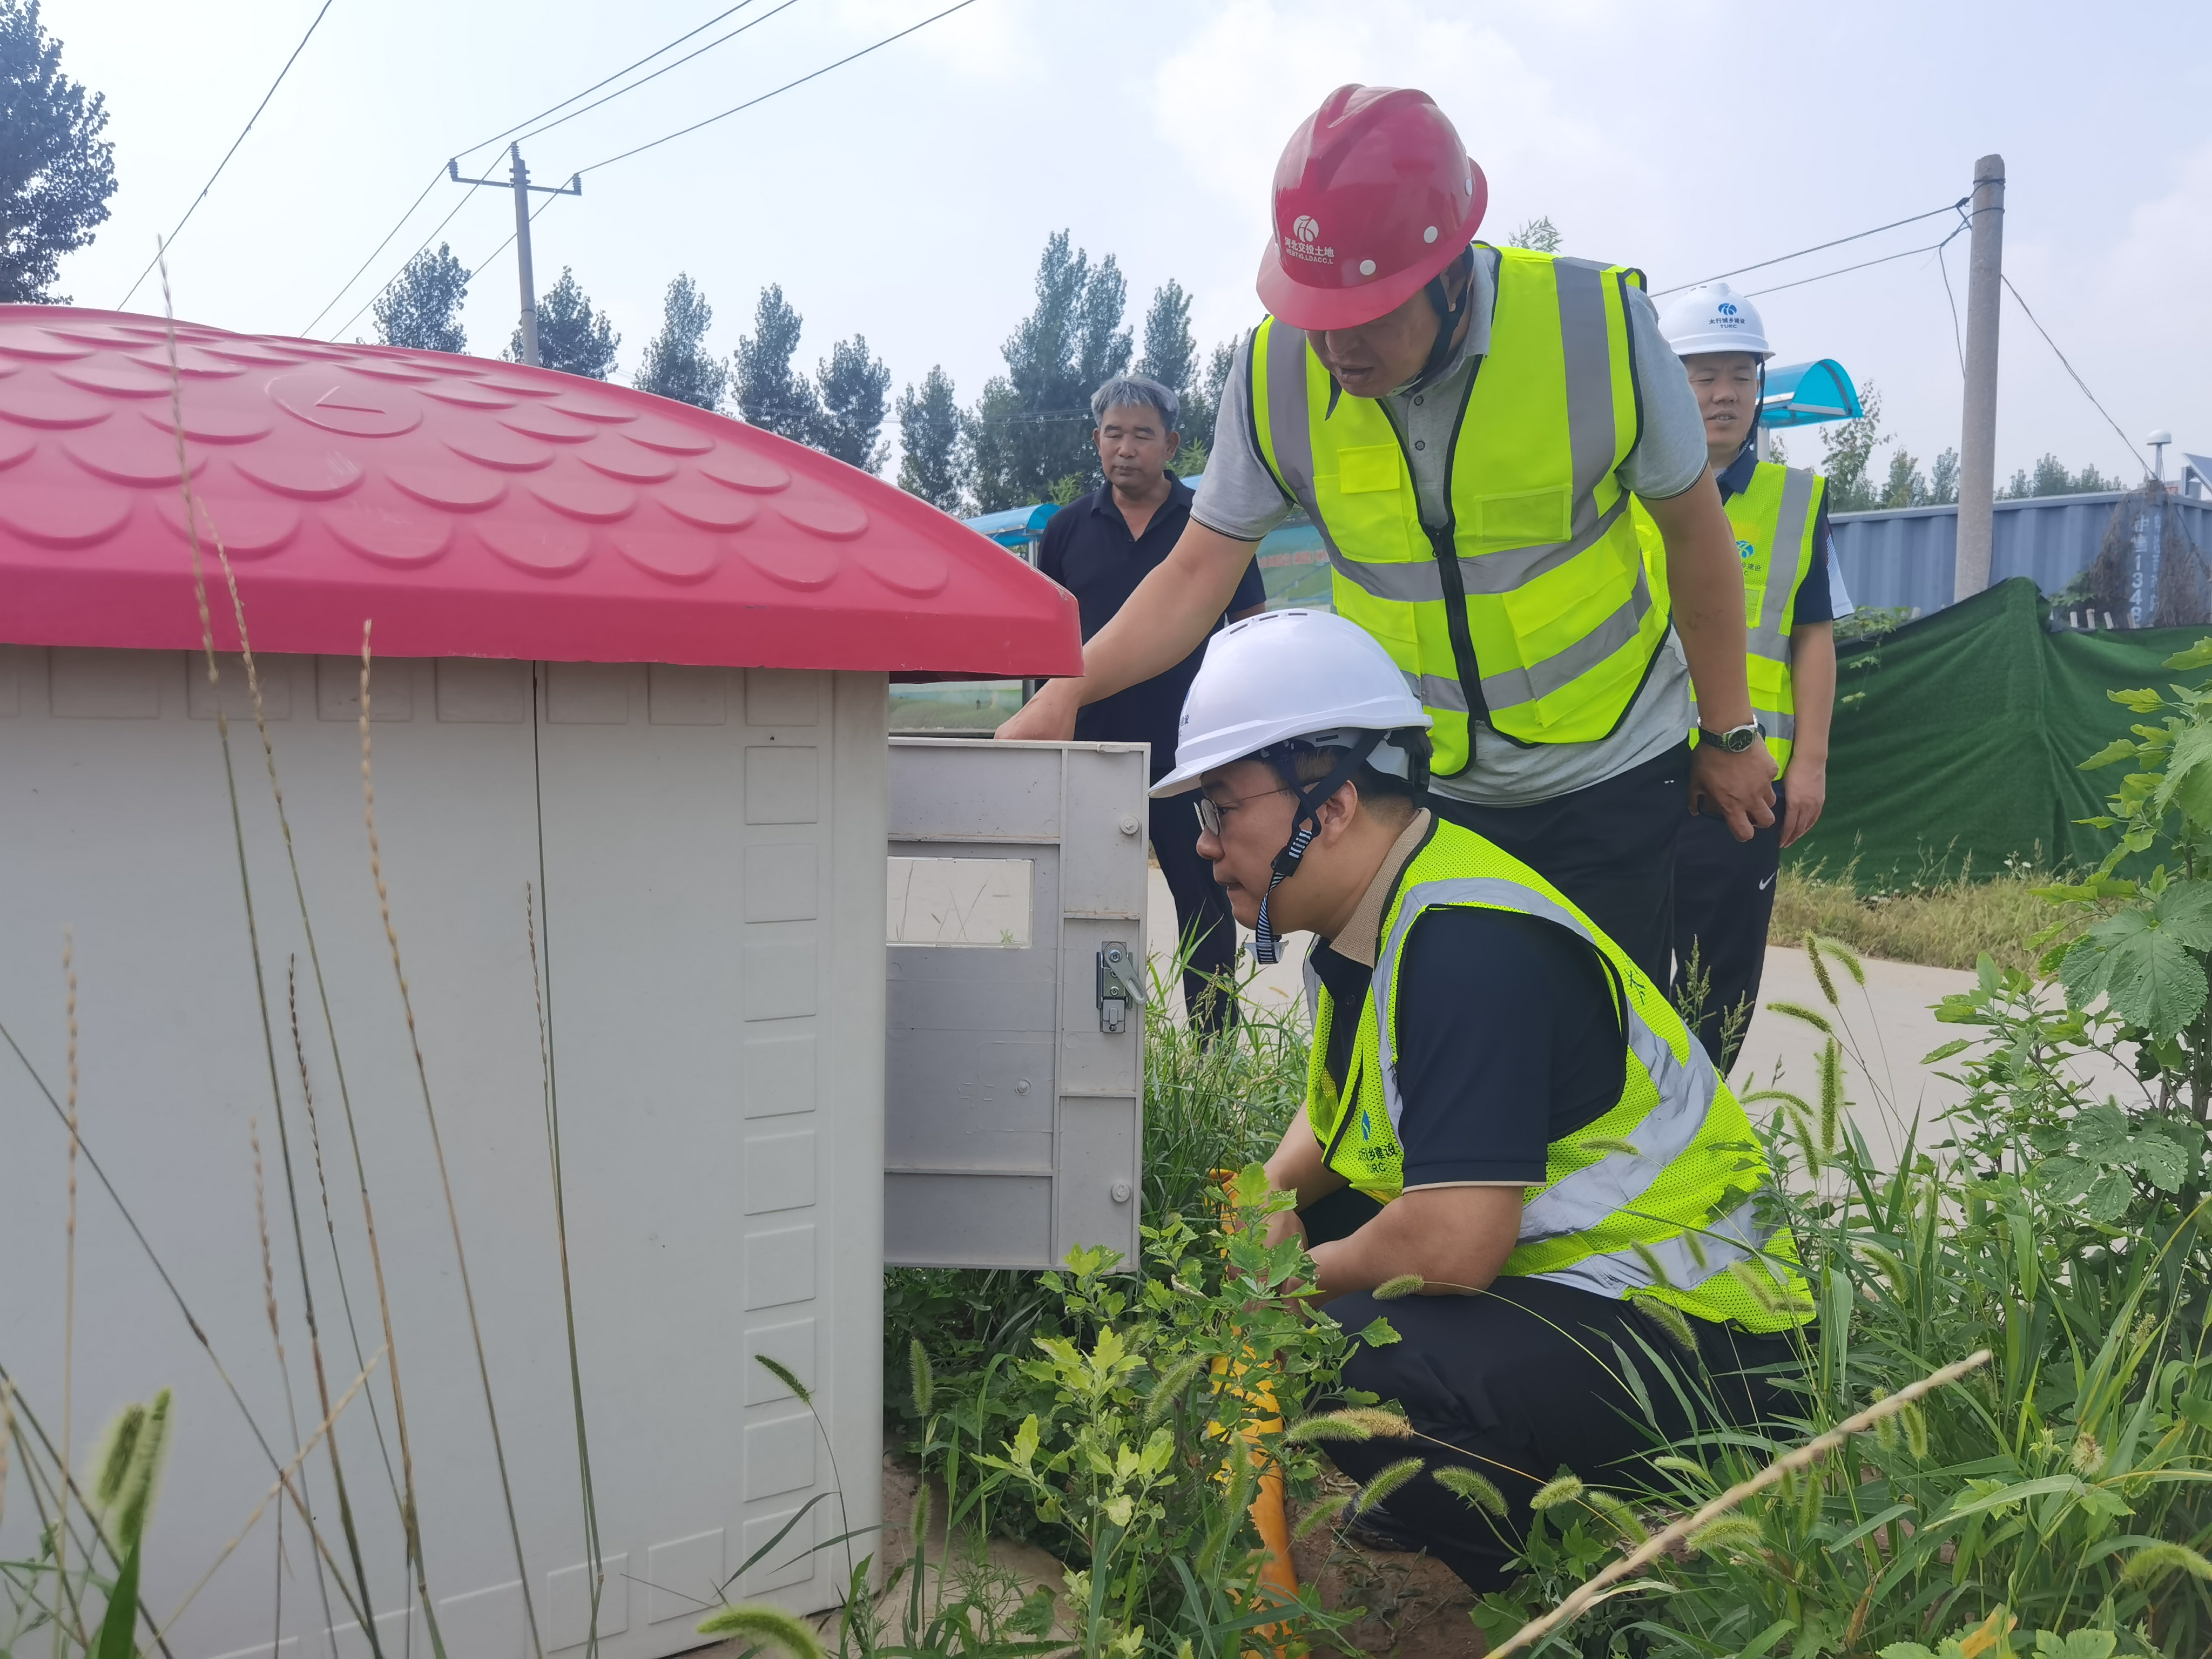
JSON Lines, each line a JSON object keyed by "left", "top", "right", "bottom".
{"left": 1343, "top": 1500, "right": 1421, "bottom": 1554}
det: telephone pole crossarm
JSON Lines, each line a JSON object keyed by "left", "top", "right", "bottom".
{"left": 445, "top": 144, "right": 582, "bottom": 368}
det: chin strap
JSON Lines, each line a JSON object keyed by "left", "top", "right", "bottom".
{"left": 1404, "top": 246, "right": 1476, "bottom": 395}
{"left": 1251, "top": 731, "right": 1387, "bottom": 966}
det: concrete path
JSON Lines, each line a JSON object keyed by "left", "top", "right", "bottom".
{"left": 1146, "top": 867, "right": 2141, "bottom": 1168}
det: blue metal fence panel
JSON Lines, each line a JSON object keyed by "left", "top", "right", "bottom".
{"left": 1830, "top": 493, "right": 2212, "bottom": 617}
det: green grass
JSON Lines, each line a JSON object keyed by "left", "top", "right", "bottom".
{"left": 1770, "top": 855, "right": 2053, "bottom": 973}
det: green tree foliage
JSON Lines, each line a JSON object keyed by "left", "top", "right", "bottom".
{"left": 812, "top": 332, "right": 890, "bottom": 473}
{"left": 896, "top": 365, "right": 965, "bottom": 512}
{"left": 2002, "top": 453, "right": 2125, "bottom": 500}
{"left": 1928, "top": 446, "right": 1960, "bottom": 504}
{"left": 507, "top": 266, "right": 618, "bottom": 379}
{"left": 965, "top": 231, "right": 1132, "bottom": 512}
{"left": 731, "top": 282, "right": 817, "bottom": 441}
{"left": 1136, "top": 278, "right": 1196, "bottom": 408}
{"left": 1876, "top": 445, "right": 1966, "bottom": 509}
{"left": 635, "top": 272, "right": 727, "bottom": 412}
{"left": 1819, "top": 379, "right": 1885, "bottom": 510}
{"left": 0, "top": 0, "right": 114, "bottom": 303}
{"left": 1507, "top": 214, "right": 1562, "bottom": 253}
{"left": 371, "top": 243, "right": 470, "bottom": 354}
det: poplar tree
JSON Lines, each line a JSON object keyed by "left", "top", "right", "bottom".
{"left": 635, "top": 273, "right": 727, "bottom": 412}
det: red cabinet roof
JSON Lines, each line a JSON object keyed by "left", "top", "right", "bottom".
{"left": 0, "top": 307, "right": 1079, "bottom": 677}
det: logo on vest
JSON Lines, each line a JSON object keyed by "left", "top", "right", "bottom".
{"left": 1284, "top": 214, "right": 1334, "bottom": 265}
{"left": 1736, "top": 538, "right": 1756, "bottom": 562}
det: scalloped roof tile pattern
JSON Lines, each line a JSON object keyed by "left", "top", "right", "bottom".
{"left": 0, "top": 306, "right": 1079, "bottom": 676}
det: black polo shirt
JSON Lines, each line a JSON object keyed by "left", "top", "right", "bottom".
{"left": 1717, "top": 440, "right": 1834, "bottom": 626}
{"left": 1037, "top": 473, "right": 1269, "bottom": 781}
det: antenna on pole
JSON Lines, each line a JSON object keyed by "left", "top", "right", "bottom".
{"left": 449, "top": 145, "right": 583, "bottom": 367}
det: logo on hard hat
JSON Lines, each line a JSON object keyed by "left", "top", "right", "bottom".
{"left": 1717, "top": 302, "right": 1738, "bottom": 316}
{"left": 1283, "top": 212, "right": 1334, "bottom": 265}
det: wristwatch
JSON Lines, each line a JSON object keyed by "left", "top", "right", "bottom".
{"left": 1697, "top": 720, "right": 1763, "bottom": 754}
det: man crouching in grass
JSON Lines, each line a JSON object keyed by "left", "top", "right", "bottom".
{"left": 1151, "top": 607, "right": 1813, "bottom": 1592}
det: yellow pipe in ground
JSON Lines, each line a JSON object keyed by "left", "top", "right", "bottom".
{"left": 1208, "top": 1169, "right": 1299, "bottom": 1654}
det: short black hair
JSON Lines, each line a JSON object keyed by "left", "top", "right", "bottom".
{"left": 1284, "top": 747, "right": 1418, "bottom": 822}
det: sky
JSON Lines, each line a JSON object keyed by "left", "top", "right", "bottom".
{"left": 38, "top": 0, "right": 2212, "bottom": 491}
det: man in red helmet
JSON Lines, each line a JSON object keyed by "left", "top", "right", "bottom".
{"left": 1000, "top": 85, "right": 1772, "bottom": 987}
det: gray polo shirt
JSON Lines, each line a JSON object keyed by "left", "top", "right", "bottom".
{"left": 1193, "top": 248, "right": 1710, "bottom": 806}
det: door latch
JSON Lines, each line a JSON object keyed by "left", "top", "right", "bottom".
{"left": 1096, "top": 941, "right": 1138, "bottom": 1034}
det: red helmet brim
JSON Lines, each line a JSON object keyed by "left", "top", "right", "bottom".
{"left": 1253, "top": 213, "right": 1482, "bottom": 333}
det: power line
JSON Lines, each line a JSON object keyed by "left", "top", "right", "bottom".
{"left": 509, "top": 0, "right": 803, "bottom": 151}
{"left": 453, "top": 0, "right": 773, "bottom": 163}
{"left": 299, "top": 167, "right": 443, "bottom": 335}
{"left": 1654, "top": 199, "right": 1968, "bottom": 296}
{"left": 304, "top": 1, "right": 778, "bottom": 338}
{"left": 326, "top": 190, "right": 481, "bottom": 342}
{"left": 2000, "top": 274, "right": 2143, "bottom": 474}
{"left": 1936, "top": 205, "right": 1968, "bottom": 381}
{"left": 577, "top": 0, "right": 982, "bottom": 176}
{"left": 119, "top": 0, "right": 340, "bottom": 308}
{"left": 1741, "top": 235, "right": 1952, "bottom": 299}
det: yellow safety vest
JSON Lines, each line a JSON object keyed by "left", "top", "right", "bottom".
{"left": 1250, "top": 246, "right": 1671, "bottom": 775}
{"left": 1635, "top": 461, "right": 1823, "bottom": 773}
{"left": 1303, "top": 819, "right": 1812, "bottom": 1333}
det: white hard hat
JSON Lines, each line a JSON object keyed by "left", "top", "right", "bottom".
{"left": 1656, "top": 281, "right": 1772, "bottom": 361}
{"left": 1150, "top": 609, "right": 1432, "bottom": 798}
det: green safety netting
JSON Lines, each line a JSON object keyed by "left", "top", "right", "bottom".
{"left": 1790, "top": 577, "right": 2210, "bottom": 888}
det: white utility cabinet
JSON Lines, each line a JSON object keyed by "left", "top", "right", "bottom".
{"left": 0, "top": 305, "right": 1115, "bottom": 1659}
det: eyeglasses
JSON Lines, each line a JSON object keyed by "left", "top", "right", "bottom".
{"left": 1193, "top": 786, "right": 1294, "bottom": 838}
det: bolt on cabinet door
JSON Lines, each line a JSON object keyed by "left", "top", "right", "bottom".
{"left": 884, "top": 738, "right": 1148, "bottom": 1269}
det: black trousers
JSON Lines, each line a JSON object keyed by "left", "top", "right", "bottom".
{"left": 1318, "top": 1267, "right": 1803, "bottom": 1590}
{"left": 1150, "top": 795, "right": 1239, "bottom": 1034}
{"left": 1671, "top": 784, "right": 1785, "bottom": 1065}
{"left": 1426, "top": 742, "right": 1690, "bottom": 988}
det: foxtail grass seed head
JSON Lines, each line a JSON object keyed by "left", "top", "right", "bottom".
{"left": 2123, "top": 1541, "right": 2212, "bottom": 1586}
{"left": 1650, "top": 1454, "right": 1710, "bottom": 1486}
{"left": 1818, "top": 1040, "right": 1843, "bottom": 1157}
{"left": 1433, "top": 1466, "right": 1506, "bottom": 1518}
{"left": 1142, "top": 1353, "right": 1211, "bottom": 1429}
{"left": 1529, "top": 1474, "right": 1584, "bottom": 1513}
{"left": 92, "top": 1402, "right": 147, "bottom": 1510}
{"left": 909, "top": 1338, "right": 933, "bottom": 1418}
{"left": 1768, "top": 1000, "right": 1834, "bottom": 1038}
{"left": 756, "top": 1354, "right": 813, "bottom": 1410}
{"left": 695, "top": 1603, "right": 828, "bottom": 1659}
{"left": 1806, "top": 934, "right": 1840, "bottom": 1007}
{"left": 112, "top": 1388, "right": 171, "bottom": 1551}
{"left": 1354, "top": 1456, "right": 1424, "bottom": 1515}
{"left": 1630, "top": 1294, "right": 1698, "bottom": 1356}
{"left": 1578, "top": 1137, "right": 1642, "bottom": 1159}
{"left": 1687, "top": 1516, "right": 1764, "bottom": 1560}
{"left": 1727, "top": 1259, "right": 1788, "bottom": 1313}
{"left": 1795, "top": 1461, "right": 1823, "bottom": 1532}
{"left": 1583, "top": 1489, "right": 1649, "bottom": 1544}
{"left": 1870, "top": 1389, "right": 1898, "bottom": 1451}
{"left": 1292, "top": 1493, "right": 1352, "bottom": 1540}
{"left": 1902, "top": 1401, "right": 1929, "bottom": 1461}
{"left": 908, "top": 1479, "right": 932, "bottom": 1554}
{"left": 1629, "top": 1240, "right": 1677, "bottom": 1291}
{"left": 1373, "top": 1273, "right": 1426, "bottom": 1300}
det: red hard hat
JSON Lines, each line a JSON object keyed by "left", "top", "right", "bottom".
{"left": 1256, "top": 85, "right": 1488, "bottom": 333}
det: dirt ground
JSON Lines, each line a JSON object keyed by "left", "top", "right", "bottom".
{"left": 691, "top": 1455, "right": 1483, "bottom": 1658}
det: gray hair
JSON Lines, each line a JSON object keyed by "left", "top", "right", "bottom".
{"left": 1090, "top": 375, "right": 1179, "bottom": 433}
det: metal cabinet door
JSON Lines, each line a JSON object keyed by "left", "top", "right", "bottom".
{"left": 884, "top": 738, "right": 1148, "bottom": 1269}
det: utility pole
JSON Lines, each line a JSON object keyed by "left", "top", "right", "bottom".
{"left": 1953, "top": 152, "right": 2005, "bottom": 602}
{"left": 448, "top": 144, "right": 582, "bottom": 368}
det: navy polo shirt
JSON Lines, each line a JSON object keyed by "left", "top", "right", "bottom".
{"left": 1037, "top": 473, "right": 1269, "bottom": 781}
{"left": 1717, "top": 440, "right": 1834, "bottom": 626}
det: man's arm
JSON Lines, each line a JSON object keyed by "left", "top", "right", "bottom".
{"left": 1781, "top": 621, "right": 1834, "bottom": 847}
{"left": 997, "top": 521, "right": 1260, "bottom": 740}
{"left": 1260, "top": 1112, "right": 1343, "bottom": 1251}
{"left": 1304, "top": 1186, "right": 1524, "bottom": 1302}
{"left": 1641, "top": 472, "right": 1777, "bottom": 840}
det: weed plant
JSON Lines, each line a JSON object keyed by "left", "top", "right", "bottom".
{"left": 1771, "top": 849, "right": 2054, "bottom": 972}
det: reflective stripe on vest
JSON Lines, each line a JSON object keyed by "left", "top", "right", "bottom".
{"left": 1301, "top": 820, "right": 1812, "bottom": 1332}
{"left": 1251, "top": 247, "right": 1670, "bottom": 772}
{"left": 1635, "top": 461, "right": 1823, "bottom": 772}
